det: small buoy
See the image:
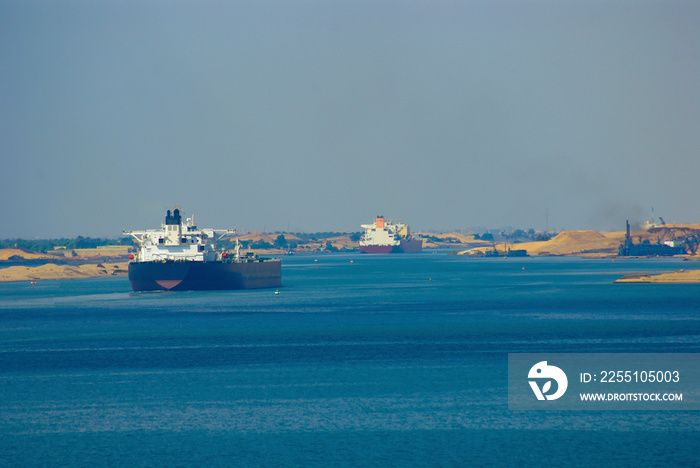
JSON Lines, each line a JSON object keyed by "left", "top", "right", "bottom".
{"left": 350, "top": 260, "right": 354, "bottom": 263}
{"left": 522, "top": 267, "right": 525, "bottom": 271}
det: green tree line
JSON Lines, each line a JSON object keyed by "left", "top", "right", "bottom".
{"left": 0, "top": 237, "right": 133, "bottom": 253}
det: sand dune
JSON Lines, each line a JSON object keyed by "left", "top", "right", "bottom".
{"left": 507, "top": 230, "right": 621, "bottom": 256}
{"left": 459, "top": 230, "right": 622, "bottom": 257}
{"left": 0, "top": 249, "right": 56, "bottom": 261}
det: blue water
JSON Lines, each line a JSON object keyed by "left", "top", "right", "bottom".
{"left": 1, "top": 254, "right": 699, "bottom": 466}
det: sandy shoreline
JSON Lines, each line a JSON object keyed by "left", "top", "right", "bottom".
{"left": 0, "top": 262, "right": 128, "bottom": 283}
{"left": 614, "top": 269, "right": 700, "bottom": 283}
{"left": 3, "top": 259, "right": 699, "bottom": 285}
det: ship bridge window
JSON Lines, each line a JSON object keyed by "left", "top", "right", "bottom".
{"left": 198, "top": 245, "right": 204, "bottom": 252}
{"left": 158, "top": 238, "right": 164, "bottom": 244}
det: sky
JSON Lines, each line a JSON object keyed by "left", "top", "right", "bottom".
{"left": 1, "top": 0, "right": 698, "bottom": 238}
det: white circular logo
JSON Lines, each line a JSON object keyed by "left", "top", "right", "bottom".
{"left": 528, "top": 361, "right": 568, "bottom": 401}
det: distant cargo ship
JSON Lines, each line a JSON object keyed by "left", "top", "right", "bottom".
{"left": 124, "top": 208, "right": 281, "bottom": 291}
{"left": 358, "top": 216, "right": 422, "bottom": 254}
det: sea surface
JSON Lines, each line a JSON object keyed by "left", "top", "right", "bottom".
{"left": 1, "top": 254, "right": 699, "bottom": 467}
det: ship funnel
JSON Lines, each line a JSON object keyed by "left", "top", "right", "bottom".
{"left": 165, "top": 208, "right": 183, "bottom": 226}
{"left": 164, "top": 207, "right": 183, "bottom": 244}
{"left": 376, "top": 216, "right": 385, "bottom": 228}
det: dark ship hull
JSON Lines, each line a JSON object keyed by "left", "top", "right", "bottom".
{"left": 359, "top": 239, "right": 423, "bottom": 254}
{"left": 128, "top": 259, "right": 281, "bottom": 291}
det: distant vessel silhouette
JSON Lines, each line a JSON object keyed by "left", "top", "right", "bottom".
{"left": 358, "top": 216, "right": 422, "bottom": 254}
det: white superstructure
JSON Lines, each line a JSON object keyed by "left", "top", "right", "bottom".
{"left": 124, "top": 208, "right": 235, "bottom": 262}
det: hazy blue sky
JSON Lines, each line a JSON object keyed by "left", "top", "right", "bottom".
{"left": 2, "top": 1, "right": 698, "bottom": 238}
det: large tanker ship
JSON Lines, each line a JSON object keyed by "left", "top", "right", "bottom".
{"left": 358, "top": 216, "right": 422, "bottom": 254}
{"left": 124, "top": 208, "right": 281, "bottom": 291}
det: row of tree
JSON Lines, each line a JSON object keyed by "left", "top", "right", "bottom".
{"left": 474, "top": 229, "right": 551, "bottom": 242}
{"left": 3, "top": 230, "right": 552, "bottom": 254}
{"left": 0, "top": 237, "right": 133, "bottom": 253}
{"left": 2, "top": 232, "right": 364, "bottom": 254}
{"left": 282, "top": 232, "right": 362, "bottom": 242}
